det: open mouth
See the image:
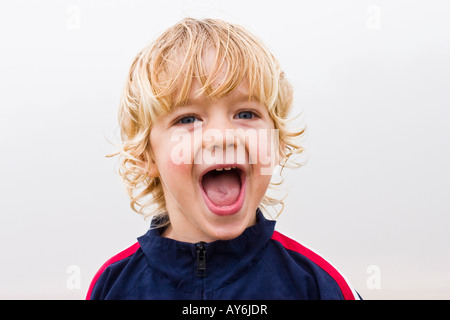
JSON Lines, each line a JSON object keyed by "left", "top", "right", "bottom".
{"left": 199, "top": 166, "right": 246, "bottom": 216}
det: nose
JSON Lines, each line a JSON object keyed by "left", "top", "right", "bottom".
{"left": 202, "top": 114, "right": 237, "bottom": 152}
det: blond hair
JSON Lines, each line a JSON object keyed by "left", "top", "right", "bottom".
{"left": 110, "top": 18, "right": 306, "bottom": 223}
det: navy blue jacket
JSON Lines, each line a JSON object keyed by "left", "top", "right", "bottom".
{"left": 87, "top": 210, "right": 359, "bottom": 300}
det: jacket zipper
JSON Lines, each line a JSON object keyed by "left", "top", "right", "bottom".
{"left": 196, "top": 242, "right": 207, "bottom": 299}
{"left": 196, "top": 241, "right": 207, "bottom": 277}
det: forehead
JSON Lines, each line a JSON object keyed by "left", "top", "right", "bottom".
{"left": 148, "top": 23, "right": 277, "bottom": 116}
{"left": 172, "top": 48, "right": 250, "bottom": 103}
{"left": 182, "top": 78, "right": 254, "bottom": 106}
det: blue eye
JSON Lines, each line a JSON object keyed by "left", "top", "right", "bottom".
{"left": 236, "top": 111, "right": 254, "bottom": 119}
{"left": 179, "top": 116, "right": 198, "bottom": 124}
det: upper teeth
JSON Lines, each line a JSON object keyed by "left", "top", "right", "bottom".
{"left": 216, "top": 167, "right": 236, "bottom": 171}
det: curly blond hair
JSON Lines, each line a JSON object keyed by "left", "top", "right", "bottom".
{"left": 109, "top": 18, "right": 306, "bottom": 224}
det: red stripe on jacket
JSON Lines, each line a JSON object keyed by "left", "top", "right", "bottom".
{"left": 271, "top": 231, "right": 356, "bottom": 300}
{"left": 85, "top": 242, "right": 141, "bottom": 300}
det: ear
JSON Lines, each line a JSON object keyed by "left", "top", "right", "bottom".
{"left": 139, "top": 149, "right": 160, "bottom": 178}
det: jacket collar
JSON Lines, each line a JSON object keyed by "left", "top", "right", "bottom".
{"left": 137, "top": 209, "right": 276, "bottom": 291}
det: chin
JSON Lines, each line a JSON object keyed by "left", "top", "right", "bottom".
{"left": 202, "top": 210, "right": 255, "bottom": 241}
{"left": 206, "top": 227, "right": 246, "bottom": 241}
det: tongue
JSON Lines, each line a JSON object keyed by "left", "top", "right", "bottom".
{"left": 202, "top": 170, "right": 241, "bottom": 206}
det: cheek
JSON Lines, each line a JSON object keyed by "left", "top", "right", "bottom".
{"left": 152, "top": 142, "right": 193, "bottom": 191}
{"left": 252, "top": 171, "right": 273, "bottom": 203}
{"left": 160, "top": 154, "right": 192, "bottom": 179}
{"left": 164, "top": 128, "right": 200, "bottom": 166}
{"left": 168, "top": 161, "right": 191, "bottom": 178}
{"left": 159, "top": 160, "right": 195, "bottom": 203}
{"left": 249, "top": 128, "right": 279, "bottom": 170}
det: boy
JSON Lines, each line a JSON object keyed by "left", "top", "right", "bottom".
{"left": 86, "top": 18, "right": 360, "bottom": 300}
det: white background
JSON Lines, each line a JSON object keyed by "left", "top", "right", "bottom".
{"left": 0, "top": 0, "right": 449, "bottom": 299}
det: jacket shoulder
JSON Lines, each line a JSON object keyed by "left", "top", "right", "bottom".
{"left": 270, "top": 231, "right": 360, "bottom": 300}
{"left": 86, "top": 242, "right": 141, "bottom": 300}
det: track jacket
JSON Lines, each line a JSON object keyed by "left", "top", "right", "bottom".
{"left": 86, "top": 209, "right": 360, "bottom": 300}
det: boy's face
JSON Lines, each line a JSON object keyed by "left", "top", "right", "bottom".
{"left": 148, "top": 54, "right": 278, "bottom": 243}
